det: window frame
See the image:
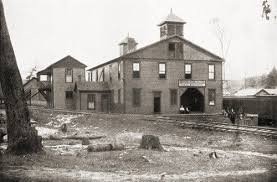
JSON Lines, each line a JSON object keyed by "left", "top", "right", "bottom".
{"left": 132, "top": 88, "right": 141, "bottom": 107}
{"left": 132, "top": 62, "right": 140, "bottom": 79}
{"left": 65, "top": 68, "right": 73, "bottom": 83}
{"left": 208, "top": 64, "right": 215, "bottom": 80}
{"left": 158, "top": 63, "right": 166, "bottom": 79}
{"left": 87, "top": 94, "right": 96, "bottom": 110}
{"left": 184, "top": 64, "right": 192, "bottom": 79}
{"left": 208, "top": 89, "right": 216, "bottom": 106}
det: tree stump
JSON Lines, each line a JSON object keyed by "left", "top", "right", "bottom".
{"left": 82, "top": 137, "right": 90, "bottom": 145}
{"left": 140, "top": 135, "right": 163, "bottom": 151}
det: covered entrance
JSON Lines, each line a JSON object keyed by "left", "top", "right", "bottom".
{"left": 180, "top": 88, "right": 204, "bottom": 112}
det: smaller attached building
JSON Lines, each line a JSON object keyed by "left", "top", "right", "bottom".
{"left": 37, "top": 55, "right": 87, "bottom": 110}
{"left": 74, "top": 82, "right": 111, "bottom": 112}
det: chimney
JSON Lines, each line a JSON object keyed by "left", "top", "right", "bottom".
{"left": 119, "top": 36, "right": 138, "bottom": 56}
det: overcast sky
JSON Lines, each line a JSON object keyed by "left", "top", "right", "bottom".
{"left": 2, "top": 0, "right": 277, "bottom": 80}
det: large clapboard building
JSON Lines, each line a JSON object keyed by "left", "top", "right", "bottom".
{"left": 35, "top": 11, "right": 223, "bottom": 114}
{"left": 85, "top": 11, "right": 224, "bottom": 114}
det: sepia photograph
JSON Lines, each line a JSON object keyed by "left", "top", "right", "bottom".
{"left": 0, "top": 0, "right": 277, "bottom": 181}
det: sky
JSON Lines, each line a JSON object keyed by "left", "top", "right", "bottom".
{"left": 2, "top": 0, "right": 277, "bottom": 80}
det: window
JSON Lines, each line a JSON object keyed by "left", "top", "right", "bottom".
{"left": 159, "top": 63, "right": 166, "bottom": 79}
{"left": 87, "top": 94, "right": 96, "bottom": 110}
{"left": 40, "top": 75, "right": 48, "bottom": 81}
{"left": 99, "top": 68, "right": 105, "bottom": 82}
{"left": 132, "top": 88, "right": 141, "bottom": 107}
{"left": 208, "top": 89, "right": 216, "bottom": 106}
{"left": 170, "top": 89, "right": 177, "bottom": 105}
{"left": 65, "top": 68, "right": 73, "bottom": 83}
{"left": 168, "top": 43, "right": 175, "bottom": 51}
{"left": 95, "top": 70, "right": 98, "bottom": 82}
{"left": 65, "top": 91, "right": 73, "bottom": 99}
{"left": 133, "top": 62, "right": 140, "bottom": 78}
{"left": 87, "top": 72, "right": 91, "bottom": 82}
{"left": 118, "top": 62, "right": 121, "bottom": 80}
{"left": 185, "top": 64, "right": 192, "bottom": 79}
{"left": 209, "top": 65, "right": 215, "bottom": 80}
{"left": 118, "top": 89, "right": 121, "bottom": 104}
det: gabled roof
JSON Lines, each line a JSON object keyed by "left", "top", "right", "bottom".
{"left": 23, "top": 77, "right": 38, "bottom": 87}
{"left": 264, "top": 89, "right": 277, "bottom": 95}
{"left": 233, "top": 88, "right": 271, "bottom": 97}
{"left": 37, "top": 55, "right": 87, "bottom": 75}
{"left": 158, "top": 11, "right": 186, "bottom": 26}
{"left": 88, "top": 35, "right": 223, "bottom": 71}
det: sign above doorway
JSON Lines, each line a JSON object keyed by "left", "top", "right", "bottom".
{"left": 178, "top": 80, "right": 206, "bottom": 87}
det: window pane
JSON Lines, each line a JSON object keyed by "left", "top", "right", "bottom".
{"left": 159, "top": 63, "right": 166, "bottom": 73}
{"left": 185, "top": 64, "right": 191, "bottom": 73}
{"left": 88, "top": 94, "right": 95, "bottom": 110}
{"left": 66, "top": 75, "right": 72, "bottom": 82}
{"left": 209, "top": 65, "right": 214, "bottom": 72}
{"left": 209, "top": 72, "right": 214, "bottom": 79}
{"left": 168, "top": 43, "right": 175, "bottom": 51}
{"left": 133, "top": 63, "right": 140, "bottom": 71}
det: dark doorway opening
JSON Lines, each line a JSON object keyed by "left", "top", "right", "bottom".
{"left": 153, "top": 92, "right": 161, "bottom": 113}
{"left": 180, "top": 88, "right": 204, "bottom": 112}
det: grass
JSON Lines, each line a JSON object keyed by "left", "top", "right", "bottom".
{"left": 0, "top": 108, "right": 277, "bottom": 181}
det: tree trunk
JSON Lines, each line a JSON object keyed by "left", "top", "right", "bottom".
{"left": 0, "top": 0, "right": 42, "bottom": 154}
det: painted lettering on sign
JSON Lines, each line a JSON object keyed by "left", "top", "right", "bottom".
{"left": 178, "top": 80, "right": 206, "bottom": 87}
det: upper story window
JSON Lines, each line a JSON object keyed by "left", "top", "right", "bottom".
{"left": 209, "top": 65, "right": 215, "bottom": 80}
{"left": 159, "top": 63, "right": 166, "bottom": 79}
{"left": 118, "top": 62, "right": 121, "bottom": 80}
{"left": 40, "top": 75, "right": 48, "bottom": 81}
{"left": 168, "top": 43, "right": 175, "bottom": 51}
{"left": 65, "top": 68, "right": 73, "bottom": 83}
{"left": 185, "top": 64, "right": 192, "bottom": 79}
{"left": 133, "top": 62, "right": 140, "bottom": 78}
{"left": 99, "top": 68, "right": 105, "bottom": 82}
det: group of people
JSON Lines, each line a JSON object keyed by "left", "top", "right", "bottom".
{"left": 223, "top": 107, "right": 245, "bottom": 124}
{"left": 179, "top": 105, "right": 190, "bottom": 114}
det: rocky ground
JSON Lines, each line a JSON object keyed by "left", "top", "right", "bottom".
{"left": 0, "top": 108, "right": 277, "bottom": 181}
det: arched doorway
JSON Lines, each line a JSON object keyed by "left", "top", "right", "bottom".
{"left": 180, "top": 88, "right": 204, "bottom": 112}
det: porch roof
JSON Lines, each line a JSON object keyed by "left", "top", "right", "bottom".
{"left": 75, "top": 82, "right": 110, "bottom": 92}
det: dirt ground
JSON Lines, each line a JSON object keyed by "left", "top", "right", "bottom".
{"left": 1, "top": 108, "right": 277, "bottom": 181}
